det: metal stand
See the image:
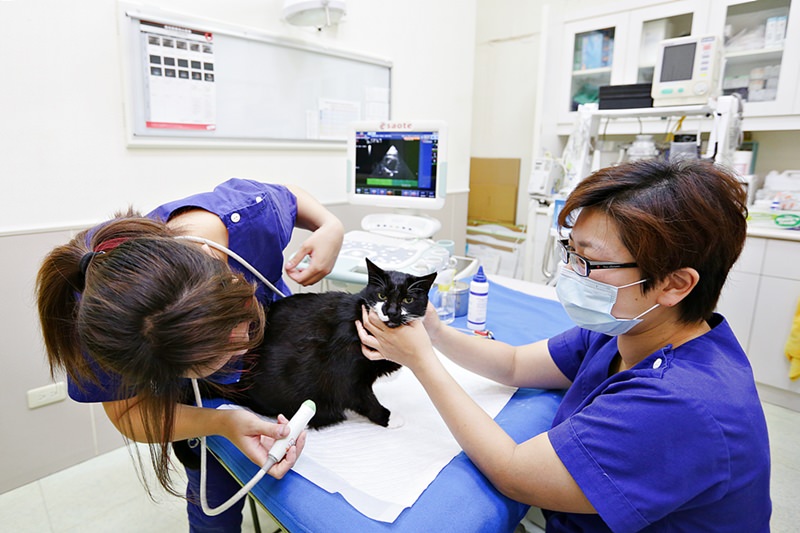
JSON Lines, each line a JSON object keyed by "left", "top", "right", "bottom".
{"left": 525, "top": 95, "right": 744, "bottom": 283}
{"left": 559, "top": 95, "right": 743, "bottom": 195}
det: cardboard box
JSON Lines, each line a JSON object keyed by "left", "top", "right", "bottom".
{"left": 468, "top": 158, "right": 519, "bottom": 224}
{"left": 466, "top": 223, "right": 526, "bottom": 277}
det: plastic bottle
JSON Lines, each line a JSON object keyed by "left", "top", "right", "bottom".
{"left": 432, "top": 268, "right": 456, "bottom": 325}
{"left": 467, "top": 266, "right": 489, "bottom": 331}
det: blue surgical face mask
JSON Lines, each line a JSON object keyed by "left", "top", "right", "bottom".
{"left": 556, "top": 267, "right": 659, "bottom": 336}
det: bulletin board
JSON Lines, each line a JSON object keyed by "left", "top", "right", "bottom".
{"left": 120, "top": 4, "right": 392, "bottom": 145}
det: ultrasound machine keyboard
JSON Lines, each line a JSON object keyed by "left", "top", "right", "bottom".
{"left": 327, "top": 230, "right": 451, "bottom": 284}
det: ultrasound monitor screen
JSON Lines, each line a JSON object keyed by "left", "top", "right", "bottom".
{"left": 353, "top": 130, "right": 439, "bottom": 201}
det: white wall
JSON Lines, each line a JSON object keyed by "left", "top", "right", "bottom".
{"left": 0, "top": 0, "right": 477, "bottom": 494}
{"left": 0, "top": 0, "right": 476, "bottom": 234}
{"left": 469, "top": 0, "right": 634, "bottom": 228}
{"left": 471, "top": 0, "right": 547, "bottom": 226}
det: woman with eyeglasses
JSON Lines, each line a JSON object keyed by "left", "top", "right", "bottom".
{"left": 356, "top": 159, "right": 771, "bottom": 532}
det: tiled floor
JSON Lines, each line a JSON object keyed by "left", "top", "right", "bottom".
{"left": 1, "top": 401, "right": 798, "bottom": 532}
{"left": 0, "top": 443, "right": 277, "bottom": 533}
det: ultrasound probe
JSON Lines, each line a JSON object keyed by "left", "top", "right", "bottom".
{"left": 192, "top": 378, "right": 316, "bottom": 516}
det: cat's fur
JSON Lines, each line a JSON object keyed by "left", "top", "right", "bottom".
{"left": 235, "top": 258, "right": 437, "bottom": 428}
{"left": 173, "top": 259, "right": 436, "bottom": 469}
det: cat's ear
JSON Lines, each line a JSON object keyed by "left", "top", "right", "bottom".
{"left": 418, "top": 271, "right": 438, "bottom": 293}
{"left": 365, "top": 258, "right": 387, "bottom": 284}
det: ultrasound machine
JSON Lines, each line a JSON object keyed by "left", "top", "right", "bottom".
{"left": 322, "top": 120, "right": 476, "bottom": 289}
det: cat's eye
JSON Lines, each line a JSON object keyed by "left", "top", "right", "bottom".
{"left": 403, "top": 297, "right": 414, "bottom": 304}
{"left": 377, "top": 292, "right": 387, "bottom": 300}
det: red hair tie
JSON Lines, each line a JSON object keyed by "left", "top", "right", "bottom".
{"left": 94, "top": 237, "right": 131, "bottom": 253}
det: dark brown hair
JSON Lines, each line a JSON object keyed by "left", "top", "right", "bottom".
{"left": 558, "top": 159, "right": 748, "bottom": 323}
{"left": 36, "top": 208, "right": 265, "bottom": 495}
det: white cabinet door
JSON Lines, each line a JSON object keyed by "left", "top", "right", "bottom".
{"left": 624, "top": 0, "right": 710, "bottom": 85}
{"left": 717, "top": 269, "right": 761, "bottom": 352}
{"left": 761, "top": 237, "right": 800, "bottom": 279}
{"left": 557, "top": 13, "right": 630, "bottom": 125}
{"left": 748, "top": 276, "right": 800, "bottom": 394}
{"left": 736, "top": 236, "right": 768, "bottom": 275}
{"left": 717, "top": 236, "right": 766, "bottom": 352}
{"left": 747, "top": 236, "right": 800, "bottom": 394}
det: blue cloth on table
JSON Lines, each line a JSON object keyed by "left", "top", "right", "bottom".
{"left": 451, "top": 280, "right": 571, "bottom": 345}
{"left": 206, "top": 280, "right": 573, "bottom": 532}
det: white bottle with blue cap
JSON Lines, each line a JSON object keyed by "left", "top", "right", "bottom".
{"left": 467, "top": 266, "right": 489, "bottom": 331}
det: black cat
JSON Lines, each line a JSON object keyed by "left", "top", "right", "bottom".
{"left": 174, "top": 259, "right": 436, "bottom": 468}
{"left": 234, "top": 258, "right": 437, "bottom": 428}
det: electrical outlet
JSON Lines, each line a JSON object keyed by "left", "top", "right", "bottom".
{"left": 27, "top": 382, "right": 67, "bottom": 409}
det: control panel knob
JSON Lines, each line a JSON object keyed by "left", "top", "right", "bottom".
{"left": 693, "top": 81, "right": 708, "bottom": 95}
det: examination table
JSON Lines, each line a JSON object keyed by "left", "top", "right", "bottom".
{"left": 205, "top": 277, "right": 572, "bottom": 532}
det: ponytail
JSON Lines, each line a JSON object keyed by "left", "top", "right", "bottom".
{"left": 35, "top": 208, "right": 177, "bottom": 385}
{"left": 36, "top": 232, "right": 90, "bottom": 383}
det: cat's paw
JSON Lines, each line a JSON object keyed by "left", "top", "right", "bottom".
{"left": 386, "top": 412, "right": 406, "bottom": 429}
{"left": 365, "top": 406, "right": 392, "bottom": 427}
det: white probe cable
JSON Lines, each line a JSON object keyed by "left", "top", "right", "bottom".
{"left": 191, "top": 378, "right": 316, "bottom": 516}
{"left": 175, "top": 235, "right": 286, "bottom": 298}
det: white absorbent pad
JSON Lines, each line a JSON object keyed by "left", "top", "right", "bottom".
{"left": 221, "top": 351, "right": 516, "bottom": 522}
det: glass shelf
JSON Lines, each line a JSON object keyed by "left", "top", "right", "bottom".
{"left": 726, "top": 46, "right": 784, "bottom": 60}
{"left": 572, "top": 66, "right": 613, "bottom": 77}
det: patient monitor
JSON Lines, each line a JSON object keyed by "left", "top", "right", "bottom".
{"left": 651, "top": 35, "right": 721, "bottom": 107}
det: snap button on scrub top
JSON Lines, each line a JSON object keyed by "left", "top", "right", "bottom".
{"left": 652, "top": 358, "right": 663, "bottom": 369}
{"left": 231, "top": 213, "right": 241, "bottom": 223}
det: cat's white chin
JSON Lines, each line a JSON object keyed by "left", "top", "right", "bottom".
{"left": 374, "top": 302, "right": 390, "bottom": 322}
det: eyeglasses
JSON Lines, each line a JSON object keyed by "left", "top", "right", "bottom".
{"left": 557, "top": 239, "right": 638, "bottom": 277}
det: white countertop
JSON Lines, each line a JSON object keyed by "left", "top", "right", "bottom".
{"left": 533, "top": 205, "right": 800, "bottom": 242}
{"left": 747, "top": 226, "right": 800, "bottom": 242}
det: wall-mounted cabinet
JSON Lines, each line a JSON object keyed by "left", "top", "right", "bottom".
{"left": 556, "top": 1, "right": 709, "bottom": 128}
{"left": 549, "top": 0, "right": 799, "bottom": 135}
